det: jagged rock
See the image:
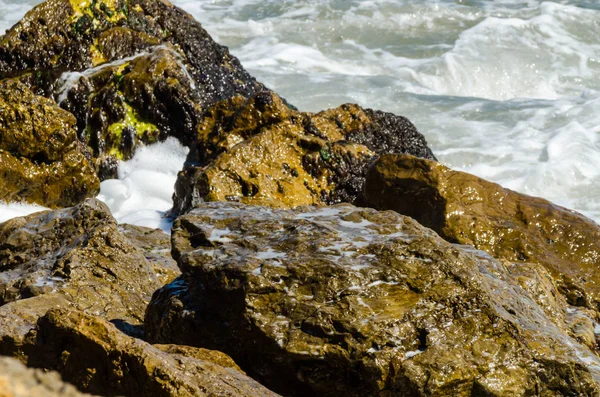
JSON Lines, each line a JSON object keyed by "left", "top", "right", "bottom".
{"left": 0, "top": 0, "right": 268, "bottom": 174}
{"left": 172, "top": 92, "right": 435, "bottom": 214}
{"left": 14, "top": 308, "right": 280, "bottom": 397}
{"left": 145, "top": 202, "right": 600, "bottom": 396}
{"left": 364, "top": 154, "right": 600, "bottom": 314}
{"left": 58, "top": 45, "right": 201, "bottom": 170}
{"left": 0, "top": 199, "right": 164, "bottom": 348}
{"left": 0, "top": 79, "right": 99, "bottom": 207}
{"left": 0, "top": 356, "right": 96, "bottom": 397}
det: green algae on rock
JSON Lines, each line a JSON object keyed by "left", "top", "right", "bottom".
{"left": 0, "top": 0, "right": 268, "bottom": 176}
{"left": 58, "top": 45, "right": 199, "bottom": 173}
{"left": 6, "top": 308, "right": 281, "bottom": 397}
{"left": 145, "top": 202, "right": 600, "bottom": 396}
{"left": 172, "top": 91, "right": 435, "bottom": 214}
{"left": 0, "top": 79, "right": 99, "bottom": 207}
{"left": 364, "top": 154, "right": 600, "bottom": 315}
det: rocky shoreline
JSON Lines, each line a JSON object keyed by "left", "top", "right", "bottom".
{"left": 1, "top": 1, "right": 600, "bottom": 396}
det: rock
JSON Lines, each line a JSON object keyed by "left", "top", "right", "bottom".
{"left": 0, "top": 79, "right": 99, "bottom": 207}
{"left": 0, "top": 355, "right": 96, "bottom": 397}
{"left": 58, "top": 45, "right": 201, "bottom": 169}
{"left": 145, "top": 202, "right": 600, "bottom": 396}
{"left": 118, "top": 223, "right": 180, "bottom": 285}
{"left": 172, "top": 92, "right": 435, "bottom": 214}
{"left": 364, "top": 154, "right": 600, "bottom": 313}
{"left": 0, "top": 0, "right": 268, "bottom": 174}
{"left": 0, "top": 199, "right": 164, "bottom": 344}
{"left": 18, "top": 308, "right": 280, "bottom": 397}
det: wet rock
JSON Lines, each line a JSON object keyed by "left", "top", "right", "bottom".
{"left": 0, "top": 79, "right": 99, "bottom": 207}
{"left": 172, "top": 92, "right": 435, "bottom": 214}
{"left": 0, "top": 199, "right": 163, "bottom": 337}
{"left": 364, "top": 154, "right": 600, "bottom": 314}
{"left": 0, "top": 355, "right": 96, "bottom": 397}
{"left": 58, "top": 45, "right": 201, "bottom": 166}
{"left": 0, "top": 0, "right": 267, "bottom": 169}
{"left": 119, "top": 223, "right": 180, "bottom": 285}
{"left": 146, "top": 202, "right": 600, "bottom": 396}
{"left": 17, "top": 308, "right": 280, "bottom": 397}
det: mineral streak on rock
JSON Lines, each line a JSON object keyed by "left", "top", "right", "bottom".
{"left": 146, "top": 202, "right": 600, "bottom": 396}
{"left": 12, "top": 308, "right": 281, "bottom": 397}
{"left": 0, "top": 79, "right": 99, "bottom": 207}
{"left": 172, "top": 91, "right": 435, "bottom": 214}
{"left": 0, "top": 355, "right": 97, "bottom": 397}
{"left": 365, "top": 154, "right": 600, "bottom": 314}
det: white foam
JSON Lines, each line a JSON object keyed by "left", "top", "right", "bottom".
{"left": 97, "top": 137, "right": 188, "bottom": 233}
{"left": 0, "top": 202, "right": 47, "bottom": 223}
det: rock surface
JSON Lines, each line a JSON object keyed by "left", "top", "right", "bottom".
{"left": 172, "top": 92, "right": 435, "bottom": 214}
{"left": 0, "top": 79, "right": 99, "bottom": 207}
{"left": 146, "top": 202, "right": 600, "bottom": 396}
{"left": 0, "top": 355, "right": 96, "bottom": 397}
{"left": 0, "top": 0, "right": 268, "bottom": 176}
{"left": 364, "top": 154, "right": 600, "bottom": 314}
{"left": 118, "top": 223, "right": 180, "bottom": 285}
{"left": 8, "top": 308, "right": 280, "bottom": 397}
{"left": 0, "top": 198, "right": 164, "bottom": 349}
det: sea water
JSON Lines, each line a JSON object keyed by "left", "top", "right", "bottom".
{"left": 1, "top": 0, "right": 599, "bottom": 229}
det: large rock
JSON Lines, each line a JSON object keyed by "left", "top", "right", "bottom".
{"left": 7, "top": 308, "right": 280, "bottom": 397}
{"left": 0, "top": 355, "right": 96, "bottom": 397}
{"left": 364, "top": 154, "right": 600, "bottom": 313}
{"left": 145, "top": 202, "right": 600, "bottom": 396}
{"left": 0, "top": 198, "right": 164, "bottom": 351}
{"left": 0, "top": 79, "right": 99, "bottom": 207}
{"left": 0, "top": 0, "right": 268, "bottom": 177}
{"left": 172, "top": 92, "right": 435, "bottom": 214}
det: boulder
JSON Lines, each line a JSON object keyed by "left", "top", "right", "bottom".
{"left": 364, "top": 154, "right": 600, "bottom": 314}
{"left": 0, "top": 0, "right": 268, "bottom": 176}
{"left": 0, "top": 198, "right": 164, "bottom": 349}
{"left": 172, "top": 92, "right": 435, "bottom": 214}
{"left": 16, "top": 308, "right": 280, "bottom": 397}
{"left": 0, "top": 355, "right": 96, "bottom": 397}
{"left": 0, "top": 79, "right": 99, "bottom": 207}
{"left": 145, "top": 202, "right": 600, "bottom": 396}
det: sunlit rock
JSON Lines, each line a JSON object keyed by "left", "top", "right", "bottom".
{"left": 146, "top": 202, "right": 600, "bottom": 396}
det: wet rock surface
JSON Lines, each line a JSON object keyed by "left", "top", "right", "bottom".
{"left": 0, "top": 79, "right": 99, "bottom": 207}
{"left": 146, "top": 202, "right": 600, "bottom": 396}
{"left": 0, "top": 355, "right": 96, "bottom": 397}
{"left": 0, "top": 199, "right": 162, "bottom": 326}
{"left": 13, "top": 308, "right": 280, "bottom": 397}
{"left": 365, "top": 154, "right": 600, "bottom": 315}
{"left": 0, "top": 0, "right": 268, "bottom": 173}
{"left": 118, "top": 223, "right": 180, "bottom": 285}
{"left": 172, "top": 92, "right": 435, "bottom": 214}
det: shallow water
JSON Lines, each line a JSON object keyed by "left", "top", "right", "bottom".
{"left": 1, "top": 0, "right": 599, "bottom": 226}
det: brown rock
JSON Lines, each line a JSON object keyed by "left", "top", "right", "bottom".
{"left": 21, "top": 308, "right": 280, "bottom": 397}
{"left": 0, "top": 199, "right": 163, "bottom": 347}
{"left": 0, "top": 355, "right": 96, "bottom": 397}
{"left": 172, "top": 92, "right": 435, "bottom": 214}
{"left": 0, "top": 0, "right": 268, "bottom": 174}
{"left": 119, "top": 223, "right": 180, "bottom": 285}
{"left": 364, "top": 154, "right": 600, "bottom": 313}
{"left": 145, "top": 202, "right": 600, "bottom": 396}
{"left": 0, "top": 79, "right": 99, "bottom": 207}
